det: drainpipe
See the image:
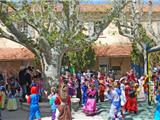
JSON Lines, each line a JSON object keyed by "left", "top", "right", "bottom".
{"left": 146, "top": 46, "right": 151, "bottom": 105}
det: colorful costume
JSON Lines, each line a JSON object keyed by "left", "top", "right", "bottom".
{"left": 124, "top": 83, "right": 131, "bottom": 111}
{"left": 154, "top": 94, "right": 160, "bottom": 120}
{"left": 7, "top": 81, "right": 18, "bottom": 111}
{"left": 127, "top": 86, "right": 138, "bottom": 113}
{"left": 55, "top": 81, "right": 72, "bottom": 120}
{"left": 7, "top": 94, "right": 18, "bottom": 111}
{"left": 107, "top": 88, "right": 122, "bottom": 120}
{"left": 81, "top": 84, "right": 88, "bottom": 105}
{"left": 26, "top": 86, "right": 41, "bottom": 120}
{"left": 120, "top": 83, "right": 126, "bottom": 107}
{"left": 99, "top": 80, "right": 105, "bottom": 102}
{"left": 137, "top": 77, "right": 146, "bottom": 101}
{"left": 1, "top": 86, "right": 5, "bottom": 109}
{"left": 68, "top": 80, "right": 75, "bottom": 97}
{"left": 0, "top": 87, "right": 3, "bottom": 119}
{"left": 55, "top": 103, "right": 72, "bottom": 120}
{"left": 50, "top": 94, "right": 58, "bottom": 120}
{"left": 83, "top": 88, "right": 97, "bottom": 115}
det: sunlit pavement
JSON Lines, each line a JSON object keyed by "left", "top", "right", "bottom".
{"left": 2, "top": 99, "right": 155, "bottom": 120}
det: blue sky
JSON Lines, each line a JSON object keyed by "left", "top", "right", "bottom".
{"left": 11, "top": 0, "right": 160, "bottom": 4}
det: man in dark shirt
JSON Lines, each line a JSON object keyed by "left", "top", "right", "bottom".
{"left": 0, "top": 73, "right": 4, "bottom": 82}
{"left": 24, "top": 68, "right": 32, "bottom": 95}
{"left": 19, "top": 68, "right": 27, "bottom": 101}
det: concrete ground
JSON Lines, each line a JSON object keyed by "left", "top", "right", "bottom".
{"left": 2, "top": 99, "right": 155, "bottom": 120}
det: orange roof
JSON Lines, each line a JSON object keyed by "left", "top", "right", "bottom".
{"left": 54, "top": 4, "right": 160, "bottom": 13}
{"left": 143, "top": 5, "right": 160, "bottom": 12}
{"left": 51, "top": 4, "right": 112, "bottom": 13}
{"left": 93, "top": 45, "right": 132, "bottom": 57}
{"left": 8, "top": 4, "right": 160, "bottom": 13}
{"left": 80, "top": 4, "right": 111, "bottom": 12}
{"left": 0, "top": 48, "right": 35, "bottom": 61}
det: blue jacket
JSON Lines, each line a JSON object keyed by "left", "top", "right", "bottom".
{"left": 30, "top": 94, "right": 39, "bottom": 105}
{"left": 50, "top": 94, "right": 57, "bottom": 112}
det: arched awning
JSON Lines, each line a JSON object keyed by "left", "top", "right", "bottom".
{"left": 93, "top": 23, "right": 132, "bottom": 57}
{"left": 0, "top": 38, "right": 35, "bottom": 61}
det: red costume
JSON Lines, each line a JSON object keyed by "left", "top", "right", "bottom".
{"left": 124, "top": 84, "right": 130, "bottom": 111}
{"left": 127, "top": 73, "right": 137, "bottom": 82}
{"left": 125, "top": 86, "right": 138, "bottom": 113}
{"left": 99, "top": 79, "right": 105, "bottom": 102}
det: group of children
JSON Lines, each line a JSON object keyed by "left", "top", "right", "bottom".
{"left": 77, "top": 69, "right": 148, "bottom": 119}
{"left": 26, "top": 80, "right": 72, "bottom": 120}
{"left": 106, "top": 70, "right": 147, "bottom": 120}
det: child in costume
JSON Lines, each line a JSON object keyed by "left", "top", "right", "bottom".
{"left": 0, "top": 87, "right": 3, "bottom": 120}
{"left": 124, "top": 81, "right": 130, "bottom": 112}
{"left": 49, "top": 86, "right": 59, "bottom": 120}
{"left": 154, "top": 87, "right": 160, "bottom": 120}
{"left": 0, "top": 86, "right": 5, "bottom": 110}
{"left": 55, "top": 81, "right": 72, "bottom": 120}
{"left": 137, "top": 76, "right": 146, "bottom": 101}
{"left": 99, "top": 78, "right": 105, "bottom": 102}
{"left": 120, "top": 77, "right": 126, "bottom": 116}
{"left": 127, "top": 69, "right": 137, "bottom": 82}
{"left": 68, "top": 79, "right": 75, "bottom": 97}
{"left": 7, "top": 78, "right": 18, "bottom": 111}
{"left": 26, "top": 86, "right": 41, "bottom": 120}
{"left": 83, "top": 83, "right": 97, "bottom": 115}
{"left": 81, "top": 80, "right": 88, "bottom": 106}
{"left": 107, "top": 81, "right": 122, "bottom": 120}
{"left": 127, "top": 82, "right": 138, "bottom": 114}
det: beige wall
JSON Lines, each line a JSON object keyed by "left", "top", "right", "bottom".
{"left": 97, "top": 56, "right": 131, "bottom": 76}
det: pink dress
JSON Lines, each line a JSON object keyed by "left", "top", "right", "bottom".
{"left": 83, "top": 89, "right": 97, "bottom": 115}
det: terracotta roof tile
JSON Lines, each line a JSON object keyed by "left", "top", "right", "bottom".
{"left": 143, "top": 5, "right": 160, "bottom": 12}
{"left": 93, "top": 45, "right": 132, "bottom": 57}
{"left": 8, "top": 4, "right": 160, "bottom": 13}
{"left": 54, "top": 4, "right": 160, "bottom": 12}
{"left": 0, "top": 48, "right": 35, "bottom": 61}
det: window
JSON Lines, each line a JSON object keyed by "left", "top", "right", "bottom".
{"left": 111, "top": 66, "right": 121, "bottom": 75}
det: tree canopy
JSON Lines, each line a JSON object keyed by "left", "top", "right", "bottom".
{"left": 62, "top": 45, "right": 96, "bottom": 71}
{"left": 0, "top": 0, "right": 130, "bottom": 84}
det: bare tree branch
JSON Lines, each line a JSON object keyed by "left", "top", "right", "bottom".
{"left": 146, "top": 0, "right": 159, "bottom": 43}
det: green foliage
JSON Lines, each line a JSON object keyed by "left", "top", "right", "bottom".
{"left": 131, "top": 43, "right": 143, "bottom": 65}
{"left": 138, "top": 24, "right": 154, "bottom": 49}
{"left": 33, "top": 56, "right": 41, "bottom": 66}
{"left": 62, "top": 45, "right": 96, "bottom": 71}
{"left": 131, "top": 24, "right": 153, "bottom": 65}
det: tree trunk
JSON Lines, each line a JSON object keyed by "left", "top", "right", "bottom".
{"left": 41, "top": 47, "right": 65, "bottom": 87}
{"left": 143, "top": 48, "right": 147, "bottom": 75}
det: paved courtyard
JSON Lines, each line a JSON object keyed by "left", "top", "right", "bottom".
{"left": 1, "top": 99, "right": 155, "bottom": 120}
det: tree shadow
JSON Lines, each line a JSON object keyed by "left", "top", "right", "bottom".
{"left": 125, "top": 118, "right": 133, "bottom": 120}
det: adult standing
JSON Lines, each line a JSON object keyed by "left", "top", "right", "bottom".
{"left": 0, "top": 72, "right": 4, "bottom": 82}
{"left": 24, "top": 67, "right": 32, "bottom": 95}
{"left": 76, "top": 72, "right": 82, "bottom": 105}
{"left": 19, "top": 67, "right": 27, "bottom": 101}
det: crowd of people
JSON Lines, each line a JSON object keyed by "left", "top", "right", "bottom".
{"left": 1, "top": 65, "right": 160, "bottom": 120}
{"left": 0, "top": 66, "right": 44, "bottom": 119}
{"left": 40, "top": 69, "right": 146, "bottom": 120}
{"left": 54, "top": 68, "right": 159, "bottom": 120}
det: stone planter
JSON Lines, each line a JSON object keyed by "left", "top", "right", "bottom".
{"left": 71, "top": 97, "right": 80, "bottom": 111}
